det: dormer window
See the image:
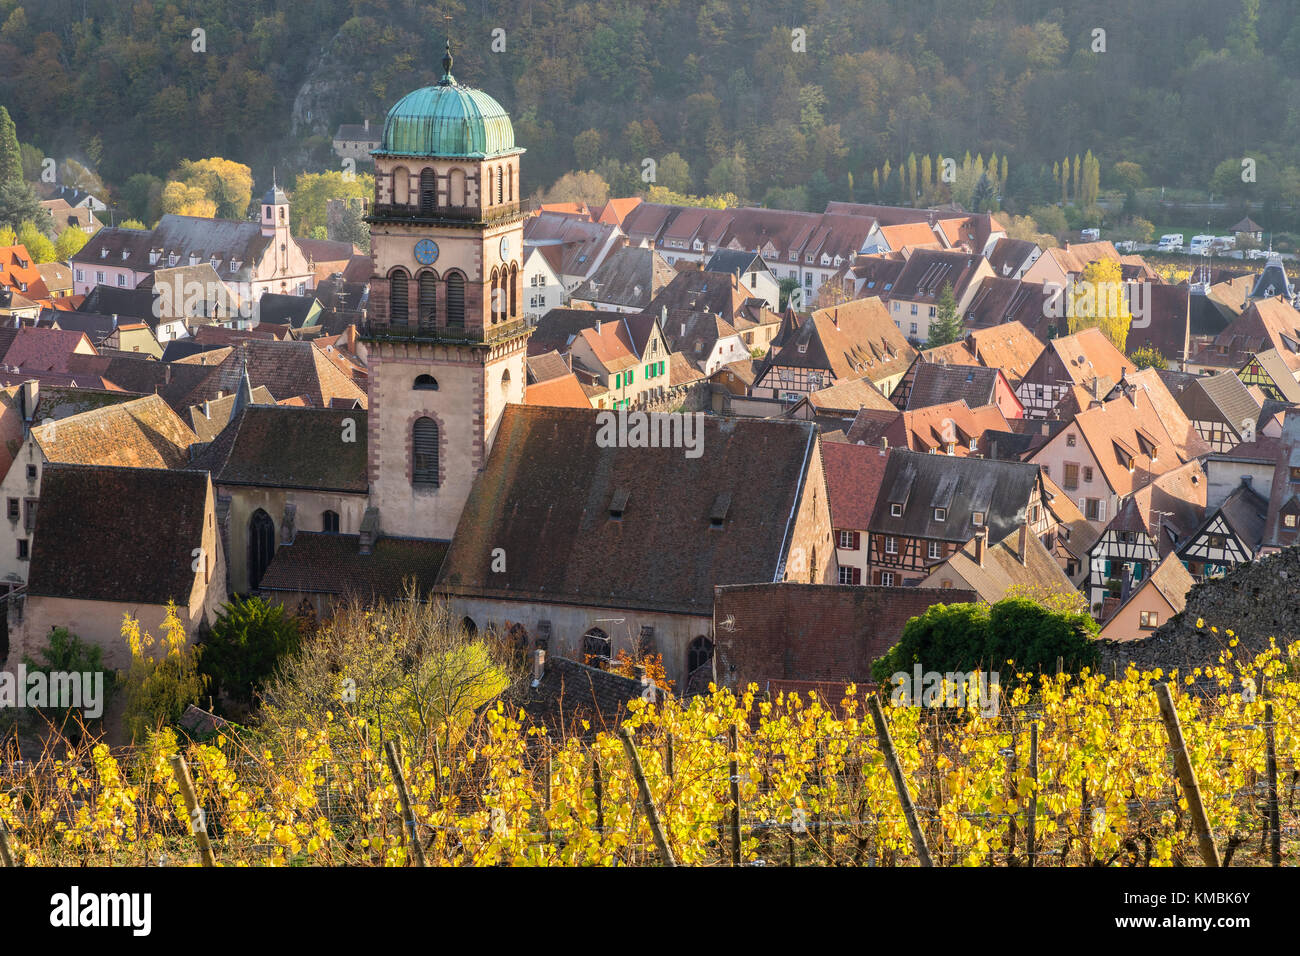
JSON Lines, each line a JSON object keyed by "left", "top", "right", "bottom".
{"left": 149, "top": 250, "right": 160, "bottom": 265}
{"left": 890, "top": 503, "right": 903, "bottom": 517}
{"left": 609, "top": 488, "right": 629, "bottom": 520}
{"left": 168, "top": 253, "right": 178, "bottom": 267}
{"left": 973, "top": 511, "right": 985, "bottom": 525}
{"left": 100, "top": 247, "right": 108, "bottom": 258}
{"left": 230, "top": 260, "right": 242, "bottom": 273}
{"left": 121, "top": 250, "right": 129, "bottom": 261}
{"left": 934, "top": 507, "right": 947, "bottom": 522}
{"left": 709, "top": 492, "right": 731, "bottom": 530}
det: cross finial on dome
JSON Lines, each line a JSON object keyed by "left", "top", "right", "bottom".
{"left": 440, "top": 37, "right": 454, "bottom": 85}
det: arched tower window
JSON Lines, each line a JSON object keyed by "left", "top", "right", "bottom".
{"left": 501, "top": 368, "right": 511, "bottom": 397}
{"left": 247, "top": 508, "right": 275, "bottom": 590}
{"left": 413, "top": 374, "right": 439, "bottom": 390}
{"left": 420, "top": 168, "right": 436, "bottom": 213}
{"left": 449, "top": 168, "right": 466, "bottom": 206}
{"left": 389, "top": 267, "right": 410, "bottom": 326}
{"left": 582, "top": 628, "right": 611, "bottom": 668}
{"left": 509, "top": 262, "right": 519, "bottom": 318}
{"left": 445, "top": 271, "right": 465, "bottom": 329}
{"left": 507, "top": 166, "right": 514, "bottom": 201}
{"left": 497, "top": 166, "right": 504, "bottom": 205}
{"left": 412, "top": 417, "right": 439, "bottom": 486}
{"left": 686, "top": 636, "right": 714, "bottom": 694}
{"left": 393, "top": 166, "right": 409, "bottom": 206}
{"left": 490, "top": 267, "right": 501, "bottom": 324}
{"left": 417, "top": 270, "right": 438, "bottom": 332}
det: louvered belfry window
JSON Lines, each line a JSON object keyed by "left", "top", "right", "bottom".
{"left": 390, "top": 268, "right": 410, "bottom": 326}
{"left": 413, "top": 417, "right": 439, "bottom": 486}
{"left": 445, "top": 272, "right": 465, "bottom": 329}
{"left": 418, "top": 272, "right": 437, "bottom": 332}
{"left": 420, "top": 169, "right": 436, "bottom": 212}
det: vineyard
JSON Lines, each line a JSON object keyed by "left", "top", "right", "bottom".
{"left": 0, "top": 635, "right": 1296, "bottom": 868}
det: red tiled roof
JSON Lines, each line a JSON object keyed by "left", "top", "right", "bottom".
{"left": 821, "top": 440, "right": 890, "bottom": 531}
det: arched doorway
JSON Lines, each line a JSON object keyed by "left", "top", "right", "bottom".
{"left": 582, "top": 627, "right": 611, "bottom": 668}
{"left": 247, "top": 508, "right": 275, "bottom": 590}
{"left": 686, "top": 636, "right": 714, "bottom": 695}
{"left": 462, "top": 616, "right": 478, "bottom": 637}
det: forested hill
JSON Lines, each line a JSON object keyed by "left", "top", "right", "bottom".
{"left": 1, "top": 0, "right": 1298, "bottom": 205}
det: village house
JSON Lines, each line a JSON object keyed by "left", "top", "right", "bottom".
{"left": 1015, "top": 327, "right": 1136, "bottom": 418}
{"left": 521, "top": 246, "right": 566, "bottom": 324}
{"left": 918, "top": 524, "right": 1075, "bottom": 604}
{"left": 332, "top": 119, "right": 382, "bottom": 162}
{"left": 0, "top": 392, "right": 198, "bottom": 598}
{"left": 890, "top": 358, "right": 1022, "bottom": 418}
{"left": 570, "top": 245, "right": 677, "bottom": 313}
{"left": 1029, "top": 384, "right": 1203, "bottom": 529}
{"left": 523, "top": 213, "right": 624, "bottom": 293}
{"left": 752, "top": 298, "right": 915, "bottom": 400}
{"left": 920, "top": 320, "right": 1045, "bottom": 389}
{"left": 1185, "top": 298, "right": 1300, "bottom": 375}
{"left": 435, "top": 406, "right": 837, "bottom": 689}
{"left": 71, "top": 186, "right": 317, "bottom": 299}
{"left": 1238, "top": 348, "right": 1300, "bottom": 403}
{"left": 882, "top": 400, "right": 1013, "bottom": 457}
{"left": 1173, "top": 370, "right": 1264, "bottom": 453}
{"left": 14, "top": 465, "right": 225, "bottom": 672}
{"left": 1083, "top": 461, "right": 1206, "bottom": 616}
{"left": 867, "top": 449, "right": 1054, "bottom": 587}
{"left": 822, "top": 440, "right": 891, "bottom": 586}
{"left": 1096, "top": 552, "right": 1196, "bottom": 643}
{"left": 703, "top": 250, "right": 781, "bottom": 312}
{"left": 884, "top": 249, "right": 994, "bottom": 344}
{"left": 1178, "top": 478, "right": 1269, "bottom": 580}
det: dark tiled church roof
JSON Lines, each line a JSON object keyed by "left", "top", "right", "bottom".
{"left": 258, "top": 532, "right": 447, "bottom": 600}
{"left": 192, "top": 405, "right": 368, "bottom": 492}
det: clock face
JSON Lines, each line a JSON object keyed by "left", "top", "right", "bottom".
{"left": 499, "top": 236, "right": 510, "bottom": 260}
{"left": 414, "top": 239, "right": 439, "bottom": 265}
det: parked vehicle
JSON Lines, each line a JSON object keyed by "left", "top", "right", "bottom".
{"left": 1080, "top": 228, "right": 1100, "bottom": 241}
{"left": 1158, "top": 234, "right": 1184, "bottom": 251}
{"left": 1114, "top": 240, "right": 1136, "bottom": 252}
{"left": 1189, "top": 234, "right": 1215, "bottom": 254}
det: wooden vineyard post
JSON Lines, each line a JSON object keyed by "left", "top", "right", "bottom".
{"left": 1154, "top": 683, "right": 1220, "bottom": 867}
{"left": 619, "top": 727, "right": 676, "bottom": 867}
{"left": 169, "top": 754, "right": 216, "bottom": 868}
{"left": 665, "top": 733, "right": 675, "bottom": 780}
{"left": 1027, "top": 722, "right": 1039, "bottom": 867}
{"left": 729, "top": 724, "right": 741, "bottom": 866}
{"left": 384, "top": 740, "right": 426, "bottom": 867}
{"left": 868, "top": 695, "right": 933, "bottom": 867}
{"left": 543, "top": 753, "right": 553, "bottom": 849}
{"left": 592, "top": 753, "right": 604, "bottom": 842}
{"left": 0, "top": 824, "right": 14, "bottom": 867}
{"left": 1265, "top": 697, "right": 1281, "bottom": 867}
{"left": 1007, "top": 736, "right": 1019, "bottom": 866}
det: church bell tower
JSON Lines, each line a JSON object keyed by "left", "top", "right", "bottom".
{"left": 363, "top": 40, "right": 530, "bottom": 541}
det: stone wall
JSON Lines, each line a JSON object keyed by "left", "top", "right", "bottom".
{"left": 1095, "top": 546, "right": 1300, "bottom": 675}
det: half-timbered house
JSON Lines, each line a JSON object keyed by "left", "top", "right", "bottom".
{"left": 1173, "top": 370, "right": 1263, "bottom": 453}
{"left": 1178, "top": 479, "right": 1268, "bottom": 580}
{"left": 867, "top": 449, "right": 1054, "bottom": 587}
{"left": 1015, "top": 327, "right": 1136, "bottom": 419}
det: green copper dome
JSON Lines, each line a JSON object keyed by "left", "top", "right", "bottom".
{"left": 376, "top": 41, "right": 518, "bottom": 160}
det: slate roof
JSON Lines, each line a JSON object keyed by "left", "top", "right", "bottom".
{"left": 527, "top": 350, "right": 571, "bottom": 384}
{"left": 184, "top": 340, "right": 368, "bottom": 410}
{"left": 1187, "top": 481, "right": 1268, "bottom": 557}
{"left": 986, "top": 238, "right": 1040, "bottom": 278}
{"left": 1189, "top": 298, "right": 1300, "bottom": 369}
{"left": 78, "top": 285, "right": 158, "bottom": 323}
{"left": 528, "top": 307, "right": 609, "bottom": 356}
{"left": 3, "top": 327, "right": 95, "bottom": 372}
{"left": 870, "top": 448, "right": 1043, "bottom": 544}
{"left": 1179, "top": 371, "right": 1261, "bottom": 436}
{"left": 923, "top": 526, "right": 1074, "bottom": 603}
{"left": 28, "top": 464, "right": 210, "bottom": 605}
{"left": 257, "top": 532, "right": 448, "bottom": 600}
{"left": 899, "top": 361, "right": 1002, "bottom": 411}
{"left": 844, "top": 407, "right": 902, "bottom": 446}
{"left": 889, "top": 249, "right": 984, "bottom": 303}
{"left": 32, "top": 393, "right": 197, "bottom": 467}
{"left": 821, "top": 441, "right": 890, "bottom": 531}
{"left": 257, "top": 293, "right": 319, "bottom": 327}
{"left": 503, "top": 655, "right": 656, "bottom": 734}
{"left": 64, "top": 353, "right": 218, "bottom": 413}
{"left": 191, "top": 406, "right": 367, "bottom": 492}
{"left": 437, "top": 407, "right": 819, "bottom": 615}
{"left": 187, "top": 386, "right": 276, "bottom": 442}
{"left": 570, "top": 246, "right": 676, "bottom": 311}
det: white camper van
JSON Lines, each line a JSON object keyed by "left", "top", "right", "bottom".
{"left": 1189, "top": 235, "right": 1216, "bottom": 254}
{"left": 1158, "top": 234, "right": 1184, "bottom": 251}
{"left": 1080, "top": 228, "right": 1100, "bottom": 242}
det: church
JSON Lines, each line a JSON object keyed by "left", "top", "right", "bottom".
{"left": 259, "top": 44, "right": 838, "bottom": 689}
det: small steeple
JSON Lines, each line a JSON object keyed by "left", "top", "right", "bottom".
{"left": 230, "top": 351, "right": 254, "bottom": 424}
{"left": 440, "top": 38, "right": 455, "bottom": 85}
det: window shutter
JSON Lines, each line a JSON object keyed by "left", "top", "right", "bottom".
{"left": 418, "top": 272, "right": 437, "bottom": 332}
{"left": 445, "top": 273, "right": 465, "bottom": 329}
{"left": 412, "top": 417, "right": 439, "bottom": 485}
{"left": 389, "top": 269, "right": 409, "bottom": 326}
{"left": 852, "top": 531, "right": 861, "bottom": 549}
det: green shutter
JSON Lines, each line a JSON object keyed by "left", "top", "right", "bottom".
{"left": 615, "top": 373, "right": 621, "bottom": 389}
{"left": 628, "top": 368, "right": 634, "bottom": 384}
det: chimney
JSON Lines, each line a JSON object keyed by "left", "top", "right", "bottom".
{"left": 1241, "top": 474, "right": 1253, "bottom": 489}
{"left": 1120, "top": 564, "right": 1133, "bottom": 601}
{"left": 532, "top": 649, "right": 546, "bottom": 686}
{"left": 633, "top": 663, "right": 647, "bottom": 682}
{"left": 164, "top": 365, "right": 171, "bottom": 385}
{"left": 1017, "top": 523, "right": 1029, "bottom": 565}
{"left": 363, "top": 118, "right": 369, "bottom": 131}
{"left": 975, "top": 528, "right": 987, "bottom": 566}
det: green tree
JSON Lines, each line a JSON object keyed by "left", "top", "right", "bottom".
{"left": 1129, "top": 345, "right": 1168, "bottom": 370}
{"left": 0, "top": 180, "right": 48, "bottom": 232}
{"left": 538, "top": 170, "right": 610, "bottom": 206}
{"left": 121, "top": 603, "right": 209, "bottom": 744}
{"left": 0, "top": 107, "right": 22, "bottom": 186}
{"left": 17, "top": 220, "right": 56, "bottom": 262}
{"left": 872, "top": 597, "right": 1099, "bottom": 685}
{"left": 21, "top": 627, "right": 115, "bottom": 740}
{"left": 54, "top": 226, "right": 88, "bottom": 260}
{"left": 573, "top": 128, "right": 603, "bottom": 170}
{"left": 925, "top": 282, "right": 963, "bottom": 348}
{"left": 200, "top": 596, "right": 302, "bottom": 710}
{"left": 289, "top": 170, "right": 373, "bottom": 238}
{"left": 121, "top": 173, "right": 164, "bottom": 225}
{"left": 19, "top": 142, "right": 44, "bottom": 182}
{"left": 657, "top": 152, "right": 692, "bottom": 194}
{"left": 707, "top": 153, "right": 748, "bottom": 199}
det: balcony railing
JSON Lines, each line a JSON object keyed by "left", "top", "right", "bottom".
{"left": 367, "top": 199, "right": 538, "bottom": 228}
{"left": 360, "top": 317, "right": 529, "bottom": 345}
